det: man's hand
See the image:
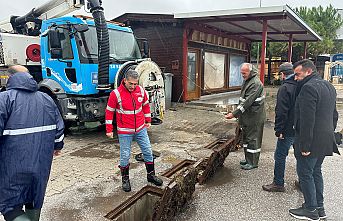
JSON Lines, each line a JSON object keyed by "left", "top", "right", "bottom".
{"left": 145, "top": 123, "right": 151, "bottom": 129}
{"left": 225, "top": 113, "right": 235, "bottom": 119}
{"left": 106, "top": 132, "right": 114, "bottom": 138}
{"left": 301, "top": 151, "right": 311, "bottom": 156}
{"left": 54, "top": 150, "right": 61, "bottom": 156}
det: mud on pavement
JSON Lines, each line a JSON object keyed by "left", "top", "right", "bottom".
{"left": 1, "top": 92, "right": 342, "bottom": 221}
{"left": 0, "top": 105, "right": 237, "bottom": 221}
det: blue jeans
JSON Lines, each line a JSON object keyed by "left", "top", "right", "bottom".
{"left": 118, "top": 128, "right": 153, "bottom": 167}
{"left": 273, "top": 137, "right": 294, "bottom": 186}
{"left": 296, "top": 155, "right": 325, "bottom": 210}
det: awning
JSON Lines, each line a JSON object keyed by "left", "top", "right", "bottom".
{"left": 174, "top": 5, "right": 322, "bottom": 42}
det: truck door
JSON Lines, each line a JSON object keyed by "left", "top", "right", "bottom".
{"left": 41, "top": 26, "right": 82, "bottom": 95}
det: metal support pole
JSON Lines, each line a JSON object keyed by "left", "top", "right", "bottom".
{"left": 260, "top": 20, "right": 268, "bottom": 84}
{"left": 182, "top": 27, "right": 188, "bottom": 102}
{"left": 303, "top": 41, "right": 307, "bottom": 59}
{"left": 288, "top": 34, "right": 293, "bottom": 62}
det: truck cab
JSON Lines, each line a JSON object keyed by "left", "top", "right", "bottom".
{"left": 40, "top": 16, "right": 143, "bottom": 122}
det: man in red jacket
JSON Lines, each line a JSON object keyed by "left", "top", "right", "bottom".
{"left": 105, "top": 70, "right": 163, "bottom": 192}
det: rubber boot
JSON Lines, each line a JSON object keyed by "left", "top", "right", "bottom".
{"left": 119, "top": 165, "right": 131, "bottom": 192}
{"left": 4, "top": 208, "right": 30, "bottom": 221}
{"left": 12, "top": 214, "right": 31, "bottom": 221}
{"left": 25, "top": 209, "right": 41, "bottom": 221}
{"left": 145, "top": 162, "right": 163, "bottom": 186}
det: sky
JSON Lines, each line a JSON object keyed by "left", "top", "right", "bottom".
{"left": 0, "top": 0, "right": 342, "bottom": 22}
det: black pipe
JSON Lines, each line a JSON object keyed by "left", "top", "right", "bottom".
{"left": 88, "top": 1, "right": 110, "bottom": 89}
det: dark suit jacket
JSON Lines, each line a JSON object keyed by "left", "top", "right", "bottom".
{"left": 294, "top": 73, "right": 340, "bottom": 157}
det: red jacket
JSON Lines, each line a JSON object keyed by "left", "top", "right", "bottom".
{"left": 105, "top": 82, "right": 151, "bottom": 134}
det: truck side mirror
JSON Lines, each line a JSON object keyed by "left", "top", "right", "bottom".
{"left": 136, "top": 38, "right": 150, "bottom": 58}
{"left": 48, "top": 29, "right": 63, "bottom": 59}
{"left": 73, "top": 24, "right": 89, "bottom": 33}
{"left": 142, "top": 41, "right": 149, "bottom": 58}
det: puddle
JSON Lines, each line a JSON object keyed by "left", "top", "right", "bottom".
{"left": 70, "top": 143, "right": 120, "bottom": 159}
{"left": 203, "top": 166, "right": 234, "bottom": 188}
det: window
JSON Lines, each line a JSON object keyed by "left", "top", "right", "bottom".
{"left": 76, "top": 27, "right": 141, "bottom": 62}
{"left": 229, "top": 54, "right": 245, "bottom": 87}
{"left": 48, "top": 27, "right": 74, "bottom": 60}
{"left": 204, "top": 52, "right": 225, "bottom": 89}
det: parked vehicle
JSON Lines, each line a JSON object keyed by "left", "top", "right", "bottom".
{"left": 0, "top": 0, "right": 165, "bottom": 128}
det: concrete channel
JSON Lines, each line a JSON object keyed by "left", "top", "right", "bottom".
{"left": 104, "top": 137, "right": 237, "bottom": 221}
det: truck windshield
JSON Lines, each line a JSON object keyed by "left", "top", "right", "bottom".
{"left": 76, "top": 26, "right": 142, "bottom": 62}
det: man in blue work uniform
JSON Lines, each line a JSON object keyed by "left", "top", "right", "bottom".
{"left": 0, "top": 65, "right": 64, "bottom": 221}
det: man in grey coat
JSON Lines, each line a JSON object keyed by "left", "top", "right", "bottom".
{"left": 289, "top": 59, "right": 340, "bottom": 221}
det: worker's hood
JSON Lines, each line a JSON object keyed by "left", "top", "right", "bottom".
{"left": 7, "top": 72, "right": 38, "bottom": 92}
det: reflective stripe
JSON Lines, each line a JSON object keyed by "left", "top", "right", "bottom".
{"left": 243, "top": 144, "right": 248, "bottom": 148}
{"left": 114, "top": 88, "right": 142, "bottom": 115}
{"left": 116, "top": 106, "right": 142, "bottom": 115}
{"left": 237, "top": 105, "right": 245, "bottom": 113}
{"left": 113, "top": 89, "right": 123, "bottom": 111}
{"left": 144, "top": 113, "right": 151, "bottom": 118}
{"left": 3, "top": 125, "right": 57, "bottom": 136}
{"left": 106, "top": 105, "right": 116, "bottom": 112}
{"left": 247, "top": 148, "right": 261, "bottom": 153}
{"left": 144, "top": 90, "right": 149, "bottom": 100}
{"left": 55, "top": 134, "right": 64, "bottom": 143}
{"left": 143, "top": 100, "right": 149, "bottom": 106}
{"left": 255, "top": 96, "right": 265, "bottom": 102}
{"left": 117, "top": 124, "right": 145, "bottom": 132}
{"left": 138, "top": 86, "right": 144, "bottom": 98}
{"left": 106, "top": 120, "right": 113, "bottom": 124}
{"left": 239, "top": 97, "right": 246, "bottom": 102}
{"left": 139, "top": 86, "right": 150, "bottom": 105}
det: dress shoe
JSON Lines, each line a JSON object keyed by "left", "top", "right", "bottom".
{"left": 262, "top": 182, "right": 285, "bottom": 192}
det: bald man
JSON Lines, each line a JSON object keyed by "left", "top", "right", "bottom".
{"left": 225, "top": 63, "right": 265, "bottom": 170}
{"left": 0, "top": 65, "right": 64, "bottom": 221}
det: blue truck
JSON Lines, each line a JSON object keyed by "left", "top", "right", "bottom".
{"left": 0, "top": 0, "right": 165, "bottom": 128}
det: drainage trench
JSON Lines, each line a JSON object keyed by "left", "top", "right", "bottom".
{"left": 105, "top": 136, "right": 237, "bottom": 221}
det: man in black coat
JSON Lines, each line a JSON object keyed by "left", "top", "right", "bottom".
{"left": 262, "top": 62, "right": 297, "bottom": 192}
{"left": 289, "top": 59, "right": 340, "bottom": 221}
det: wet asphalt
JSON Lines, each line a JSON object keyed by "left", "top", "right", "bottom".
{"left": 175, "top": 123, "right": 343, "bottom": 221}
{"left": 0, "top": 91, "right": 342, "bottom": 221}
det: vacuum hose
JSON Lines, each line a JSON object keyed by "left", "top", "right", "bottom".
{"left": 89, "top": 1, "right": 110, "bottom": 90}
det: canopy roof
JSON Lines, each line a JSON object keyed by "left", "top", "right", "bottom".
{"left": 174, "top": 5, "right": 321, "bottom": 42}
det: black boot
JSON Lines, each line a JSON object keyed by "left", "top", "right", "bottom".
{"left": 145, "top": 162, "right": 163, "bottom": 186}
{"left": 119, "top": 165, "right": 131, "bottom": 192}
{"left": 25, "top": 209, "right": 41, "bottom": 221}
{"left": 11, "top": 214, "right": 31, "bottom": 221}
